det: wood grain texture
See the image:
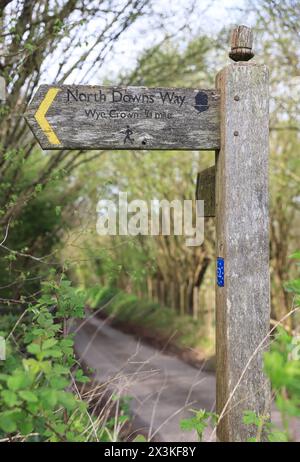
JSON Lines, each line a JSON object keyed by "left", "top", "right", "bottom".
{"left": 0, "top": 76, "right": 5, "bottom": 103}
{"left": 229, "top": 25, "right": 254, "bottom": 61}
{"left": 215, "top": 62, "right": 270, "bottom": 442}
{"left": 196, "top": 166, "right": 215, "bottom": 217}
{"left": 25, "top": 85, "right": 220, "bottom": 150}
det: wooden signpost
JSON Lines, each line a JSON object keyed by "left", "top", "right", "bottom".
{"left": 196, "top": 166, "right": 215, "bottom": 217}
{"left": 25, "top": 25, "right": 270, "bottom": 442}
{"left": 0, "top": 76, "right": 5, "bottom": 104}
{"left": 215, "top": 27, "right": 270, "bottom": 442}
{"left": 25, "top": 86, "right": 220, "bottom": 150}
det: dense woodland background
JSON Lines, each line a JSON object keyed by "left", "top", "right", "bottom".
{"left": 0, "top": 0, "right": 299, "bottom": 442}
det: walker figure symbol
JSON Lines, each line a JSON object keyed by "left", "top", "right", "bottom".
{"left": 123, "top": 126, "right": 134, "bottom": 144}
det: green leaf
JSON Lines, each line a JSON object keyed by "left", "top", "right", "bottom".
{"left": 22, "top": 358, "right": 42, "bottom": 375}
{"left": 49, "top": 376, "right": 69, "bottom": 389}
{"left": 1, "top": 390, "right": 19, "bottom": 407}
{"left": 75, "top": 369, "right": 90, "bottom": 383}
{"left": 263, "top": 351, "right": 285, "bottom": 389}
{"left": 66, "top": 431, "right": 77, "bottom": 442}
{"left": 268, "top": 429, "right": 289, "bottom": 442}
{"left": 52, "top": 364, "right": 69, "bottom": 375}
{"left": 39, "top": 360, "right": 52, "bottom": 375}
{"left": 19, "top": 390, "right": 38, "bottom": 403}
{"left": 243, "top": 410, "right": 261, "bottom": 426}
{"left": 7, "top": 373, "right": 30, "bottom": 391}
{"left": 34, "top": 183, "right": 42, "bottom": 193}
{"left": 55, "top": 206, "right": 62, "bottom": 216}
{"left": 27, "top": 343, "right": 41, "bottom": 355}
{"left": 289, "top": 251, "right": 300, "bottom": 260}
{"left": 57, "top": 391, "right": 78, "bottom": 411}
{"left": 118, "top": 415, "right": 129, "bottom": 424}
{"left": 276, "top": 394, "right": 300, "bottom": 418}
{"left": 39, "top": 389, "right": 58, "bottom": 410}
{"left": 42, "top": 338, "right": 58, "bottom": 350}
{"left": 180, "top": 417, "right": 197, "bottom": 431}
{"left": 26, "top": 402, "right": 39, "bottom": 414}
{"left": 0, "top": 411, "right": 18, "bottom": 433}
{"left": 61, "top": 338, "right": 73, "bottom": 347}
{"left": 19, "top": 417, "right": 34, "bottom": 435}
{"left": 41, "top": 348, "right": 63, "bottom": 359}
{"left": 285, "top": 279, "right": 300, "bottom": 295}
{"left": 133, "top": 434, "right": 147, "bottom": 442}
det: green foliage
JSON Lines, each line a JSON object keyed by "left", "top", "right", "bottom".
{"left": 0, "top": 179, "right": 69, "bottom": 299}
{"left": 120, "top": 36, "right": 215, "bottom": 87}
{"left": 0, "top": 277, "right": 129, "bottom": 442}
{"left": 264, "top": 329, "right": 300, "bottom": 394}
{"left": 262, "top": 327, "right": 300, "bottom": 440}
{"left": 87, "top": 286, "right": 214, "bottom": 355}
{"left": 284, "top": 251, "right": 300, "bottom": 307}
{"left": 243, "top": 411, "right": 288, "bottom": 442}
{"left": 180, "top": 409, "right": 218, "bottom": 441}
{"left": 133, "top": 434, "right": 147, "bottom": 442}
{"left": 245, "top": 254, "right": 300, "bottom": 442}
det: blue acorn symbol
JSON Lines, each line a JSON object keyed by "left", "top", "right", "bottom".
{"left": 194, "top": 91, "right": 209, "bottom": 113}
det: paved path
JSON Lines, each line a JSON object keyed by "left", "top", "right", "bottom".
{"left": 74, "top": 316, "right": 299, "bottom": 442}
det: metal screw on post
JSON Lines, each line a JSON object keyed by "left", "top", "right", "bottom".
{"left": 229, "top": 25, "right": 254, "bottom": 62}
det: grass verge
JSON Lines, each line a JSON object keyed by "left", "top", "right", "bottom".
{"left": 87, "top": 286, "right": 215, "bottom": 366}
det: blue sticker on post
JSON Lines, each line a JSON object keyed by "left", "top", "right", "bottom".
{"left": 217, "top": 257, "right": 224, "bottom": 287}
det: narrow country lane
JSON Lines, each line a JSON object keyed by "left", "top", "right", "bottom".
{"left": 74, "top": 315, "right": 216, "bottom": 442}
{"left": 74, "top": 316, "right": 299, "bottom": 442}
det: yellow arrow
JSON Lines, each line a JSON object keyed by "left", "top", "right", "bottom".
{"left": 35, "top": 88, "right": 61, "bottom": 145}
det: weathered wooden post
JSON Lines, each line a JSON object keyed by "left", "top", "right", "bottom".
{"left": 215, "top": 26, "right": 270, "bottom": 441}
{"left": 0, "top": 76, "right": 5, "bottom": 104}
